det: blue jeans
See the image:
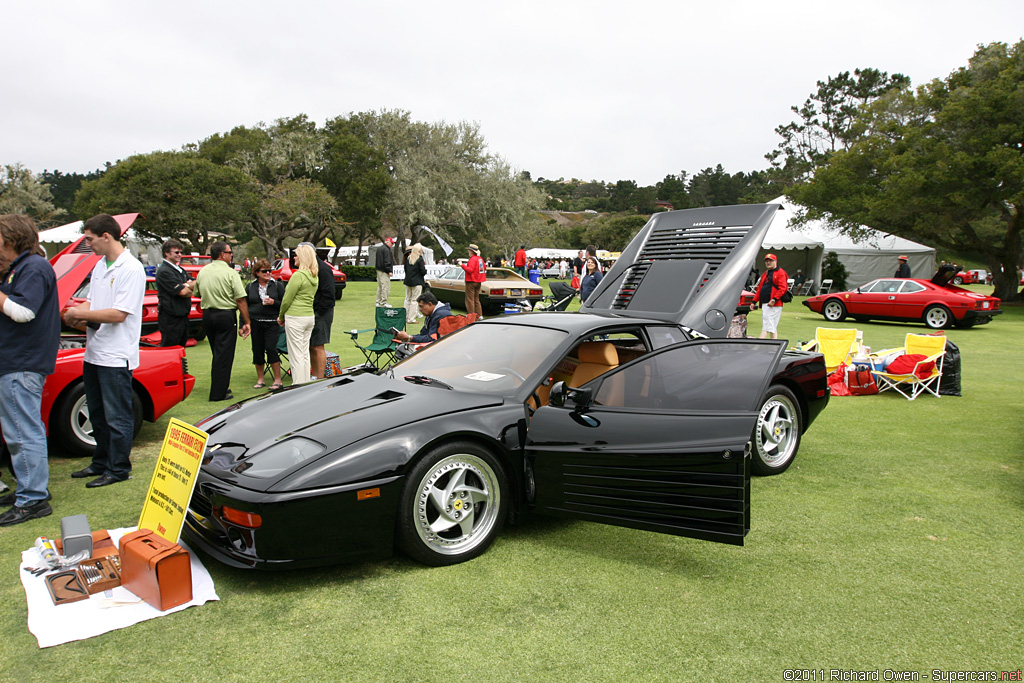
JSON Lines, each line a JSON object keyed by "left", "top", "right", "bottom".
{"left": 82, "top": 362, "right": 134, "bottom": 480}
{"left": 0, "top": 372, "right": 49, "bottom": 506}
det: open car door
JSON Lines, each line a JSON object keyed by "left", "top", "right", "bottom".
{"left": 525, "top": 338, "right": 786, "bottom": 545}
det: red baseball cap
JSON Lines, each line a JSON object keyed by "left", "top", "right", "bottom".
{"left": 764, "top": 253, "right": 778, "bottom": 261}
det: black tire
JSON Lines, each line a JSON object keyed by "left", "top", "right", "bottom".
{"left": 189, "top": 323, "right": 207, "bottom": 342}
{"left": 335, "top": 288, "right": 344, "bottom": 300}
{"left": 923, "top": 305, "right": 953, "bottom": 330}
{"left": 50, "top": 382, "right": 144, "bottom": 457}
{"left": 952, "top": 276, "right": 963, "bottom": 285}
{"left": 822, "top": 299, "right": 847, "bottom": 322}
{"left": 751, "top": 385, "right": 802, "bottom": 476}
{"left": 396, "top": 441, "right": 508, "bottom": 566}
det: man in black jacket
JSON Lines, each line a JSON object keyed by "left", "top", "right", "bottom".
{"left": 155, "top": 238, "right": 194, "bottom": 347}
{"left": 894, "top": 255, "right": 911, "bottom": 278}
{"left": 309, "top": 246, "right": 335, "bottom": 379}
{"left": 375, "top": 238, "right": 394, "bottom": 307}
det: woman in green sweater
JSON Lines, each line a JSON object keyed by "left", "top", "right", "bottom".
{"left": 278, "top": 243, "right": 318, "bottom": 384}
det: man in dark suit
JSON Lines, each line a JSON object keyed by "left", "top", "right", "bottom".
{"left": 154, "top": 238, "right": 194, "bottom": 347}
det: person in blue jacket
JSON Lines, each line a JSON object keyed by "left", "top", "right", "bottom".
{"left": 0, "top": 214, "right": 60, "bottom": 525}
{"left": 579, "top": 256, "right": 603, "bottom": 302}
{"left": 394, "top": 291, "right": 452, "bottom": 343}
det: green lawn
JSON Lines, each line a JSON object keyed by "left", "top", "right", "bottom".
{"left": 2, "top": 281, "right": 1022, "bottom": 681}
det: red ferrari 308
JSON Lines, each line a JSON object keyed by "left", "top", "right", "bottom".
{"left": 803, "top": 277, "right": 1002, "bottom": 329}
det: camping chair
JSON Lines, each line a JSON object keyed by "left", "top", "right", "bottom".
{"left": 802, "top": 327, "right": 859, "bottom": 373}
{"left": 265, "top": 329, "right": 291, "bottom": 381}
{"left": 818, "top": 279, "right": 833, "bottom": 294}
{"left": 436, "top": 313, "right": 478, "bottom": 337}
{"left": 871, "top": 334, "right": 946, "bottom": 400}
{"left": 348, "top": 307, "right": 406, "bottom": 370}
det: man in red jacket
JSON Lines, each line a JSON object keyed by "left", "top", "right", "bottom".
{"left": 514, "top": 245, "right": 527, "bottom": 278}
{"left": 461, "top": 244, "right": 486, "bottom": 318}
{"left": 750, "top": 253, "right": 788, "bottom": 339}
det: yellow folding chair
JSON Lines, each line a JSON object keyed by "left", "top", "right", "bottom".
{"left": 802, "top": 327, "right": 859, "bottom": 373}
{"left": 871, "top": 334, "right": 946, "bottom": 400}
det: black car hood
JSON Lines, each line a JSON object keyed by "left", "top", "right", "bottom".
{"left": 198, "top": 373, "right": 503, "bottom": 486}
{"left": 581, "top": 203, "right": 781, "bottom": 337}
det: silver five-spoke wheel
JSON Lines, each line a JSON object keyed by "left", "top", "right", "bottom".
{"left": 398, "top": 442, "right": 507, "bottom": 565}
{"left": 751, "top": 385, "right": 801, "bottom": 476}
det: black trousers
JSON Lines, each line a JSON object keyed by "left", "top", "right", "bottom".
{"left": 158, "top": 311, "right": 189, "bottom": 348}
{"left": 204, "top": 308, "right": 238, "bottom": 400}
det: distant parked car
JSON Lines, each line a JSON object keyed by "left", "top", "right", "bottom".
{"left": 803, "top": 277, "right": 1002, "bottom": 329}
{"left": 950, "top": 269, "right": 986, "bottom": 285}
{"left": 61, "top": 276, "right": 205, "bottom": 341}
{"left": 272, "top": 251, "right": 347, "bottom": 299}
{"left": 427, "top": 267, "right": 545, "bottom": 314}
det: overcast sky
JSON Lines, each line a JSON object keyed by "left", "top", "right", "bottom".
{"left": 4, "top": 1, "right": 1022, "bottom": 187}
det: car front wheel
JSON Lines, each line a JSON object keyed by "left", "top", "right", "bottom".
{"left": 751, "top": 385, "right": 801, "bottom": 476}
{"left": 51, "top": 382, "right": 144, "bottom": 457}
{"left": 923, "top": 305, "right": 952, "bottom": 330}
{"left": 952, "top": 276, "right": 963, "bottom": 285}
{"left": 822, "top": 299, "right": 847, "bottom": 322}
{"left": 397, "top": 442, "right": 507, "bottom": 566}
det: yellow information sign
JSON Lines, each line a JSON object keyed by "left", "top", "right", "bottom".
{"left": 138, "top": 418, "right": 209, "bottom": 543}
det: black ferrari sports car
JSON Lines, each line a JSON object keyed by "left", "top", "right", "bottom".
{"left": 184, "top": 203, "right": 830, "bottom": 569}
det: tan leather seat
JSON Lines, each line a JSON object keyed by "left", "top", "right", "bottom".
{"left": 570, "top": 341, "right": 619, "bottom": 387}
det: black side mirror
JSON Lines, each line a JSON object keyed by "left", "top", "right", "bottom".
{"left": 549, "top": 381, "right": 594, "bottom": 410}
{"left": 549, "top": 381, "right": 567, "bottom": 407}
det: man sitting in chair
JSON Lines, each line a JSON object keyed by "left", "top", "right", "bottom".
{"left": 394, "top": 291, "right": 452, "bottom": 343}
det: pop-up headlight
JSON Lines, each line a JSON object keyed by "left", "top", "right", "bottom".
{"left": 233, "top": 438, "right": 325, "bottom": 478}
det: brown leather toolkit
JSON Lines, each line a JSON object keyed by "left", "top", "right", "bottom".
{"left": 119, "top": 529, "right": 193, "bottom": 611}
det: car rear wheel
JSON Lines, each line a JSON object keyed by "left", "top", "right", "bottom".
{"left": 397, "top": 441, "right": 507, "bottom": 566}
{"left": 51, "top": 382, "right": 144, "bottom": 457}
{"left": 822, "top": 299, "right": 847, "bottom": 322}
{"left": 751, "top": 385, "right": 801, "bottom": 476}
{"left": 923, "top": 305, "right": 952, "bottom": 330}
{"left": 952, "top": 276, "right": 963, "bottom": 285}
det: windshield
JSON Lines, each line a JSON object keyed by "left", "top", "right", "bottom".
{"left": 392, "top": 323, "right": 568, "bottom": 397}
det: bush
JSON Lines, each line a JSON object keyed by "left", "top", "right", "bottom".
{"left": 340, "top": 265, "right": 376, "bottom": 281}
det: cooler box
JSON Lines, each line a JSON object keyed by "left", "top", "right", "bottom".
{"left": 528, "top": 269, "right": 541, "bottom": 284}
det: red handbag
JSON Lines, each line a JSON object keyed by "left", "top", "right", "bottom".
{"left": 847, "top": 366, "right": 878, "bottom": 396}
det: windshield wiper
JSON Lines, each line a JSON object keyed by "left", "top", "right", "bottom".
{"left": 403, "top": 375, "right": 453, "bottom": 390}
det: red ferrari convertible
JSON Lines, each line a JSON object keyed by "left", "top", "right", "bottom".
{"left": 803, "top": 277, "right": 1002, "bottom": 329}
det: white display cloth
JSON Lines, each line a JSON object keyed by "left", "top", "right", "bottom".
{"left": 19, "top": 527, "right": 219, "bottom": 648}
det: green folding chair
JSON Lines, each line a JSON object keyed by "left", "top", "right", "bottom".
{"left": 349, "top": 307, "right": 406, "bottom": 370}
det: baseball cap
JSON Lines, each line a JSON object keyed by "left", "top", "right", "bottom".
{"left": 764, "top": 253, "right": 778, "bottom": 261}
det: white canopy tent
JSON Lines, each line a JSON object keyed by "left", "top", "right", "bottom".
{"left": 761, "top": 197, "right": 936, "bottom": 289}
{"left": 526, "top": 248, "right": 578, "bottom": 261}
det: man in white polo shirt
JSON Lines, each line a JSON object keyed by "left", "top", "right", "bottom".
{"left": 63, "top": 214, "right": 145, "bottom": 488}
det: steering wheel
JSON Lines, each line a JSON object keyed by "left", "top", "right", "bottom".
{"left": 496, "top": 367, "right": 526, "bottom": 385}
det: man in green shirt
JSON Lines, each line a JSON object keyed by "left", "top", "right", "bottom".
{"left": 193, "top": 241, "right": 250, "bottom": 401}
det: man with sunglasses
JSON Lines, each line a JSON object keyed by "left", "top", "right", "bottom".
{"left": 193, "top": 241, "right": 251, "bottom": 401}
{"left": 155, "top": 238, "right": 195, "bottom": 347}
